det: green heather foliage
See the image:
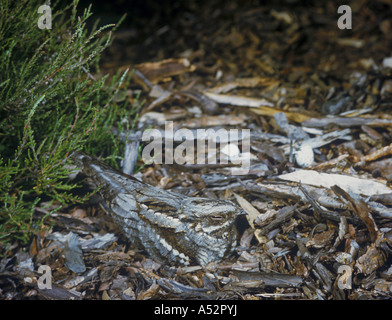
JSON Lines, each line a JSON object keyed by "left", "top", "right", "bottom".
{"left": 0, "top": 0, "right": 137, "bottom": 248}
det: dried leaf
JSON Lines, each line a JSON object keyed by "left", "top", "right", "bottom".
{"left": 355, "top": 245, "right": 386, "bottom": 275}
{"left": 281, "top": 129, "right": 351, "bottom": 155}
{"left": 358, "top": 142, "right": 392, "bottom": 163}
{"left": 332, "top": 185, "right": 381, "bottom": 243}
{"left": 251, "top": 106, "right": 311, "bottom": 123}
{"left": 137, "top": 282, "right": 160, "bottom": 300}
{"left": 369, "top": 193, "right": 392, "bottom": 206}
{"left": 208, "top": 77, "right": 277, "bottom": 94}
{"left": 182, "top": 114, "right": 246, "bottom": 128}
{"left": 203, "top": 92, "right": 274, "bottom": 108}
{"left": 102, "top": 290, "right": 111, "bottom": 300}
{"left": 233, "top": 193, "right": 260, "bottom": 228}
{"left": 254, "top": 205, "right": 297, "bottom": 236}
{"left": 306, "top": 229, "right": 335, "bottom": 248}
{"left": 62, "top": 232, "right": 86, "bottom": 274}
{"left": 177, "top": 90, "right": 218, "bottom": 114}
{"left": 135, "top": 58, "right": 196, "bottom": 84}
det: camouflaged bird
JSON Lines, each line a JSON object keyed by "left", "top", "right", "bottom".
{"left": 70, "top": 151, "right": 244, "bottom": 266}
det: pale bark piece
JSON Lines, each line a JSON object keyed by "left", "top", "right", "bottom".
{"left": 278, "top": 170, "right": 391, "bottom": 196}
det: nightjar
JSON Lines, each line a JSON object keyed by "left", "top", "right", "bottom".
{"left": 70, "top": 151, "right": 244, "bottom": 267}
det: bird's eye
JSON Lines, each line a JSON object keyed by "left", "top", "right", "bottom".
{"left": 210, "top": 215, "right": 224, "bottom": 221}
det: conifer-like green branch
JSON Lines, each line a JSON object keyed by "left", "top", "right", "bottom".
{"left": 0, "top": 0, "right": 137, "bottom": 251}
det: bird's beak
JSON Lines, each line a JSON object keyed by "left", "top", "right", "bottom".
{"left": 237, "top": 209, "right": 248, "bottom": 217}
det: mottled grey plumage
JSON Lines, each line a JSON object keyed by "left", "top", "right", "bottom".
{"left": 70, "top": 151, "right": 243, "bottom": 266}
